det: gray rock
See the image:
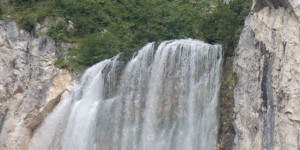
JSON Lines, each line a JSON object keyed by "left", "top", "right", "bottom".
{"left": 0, "top": 21, "right": 74, "bottom": 150}
{"left": 252, "top": 0, "right": 292, "bottom": 11}
{"left": 234, "top": 1, "right": 300, "bottom": 149}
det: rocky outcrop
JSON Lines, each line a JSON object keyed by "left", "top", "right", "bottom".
{"left": 252, "top": 0, "right": 292, "bottom": 11}
{"left": 234, "top": 0, "right": 300, "bottom": 149}
{"left": 252, "top": 0, "right": 300, "bottom": 21}
{"left": 0, "top": 21, "right": 74, "bottom": 150}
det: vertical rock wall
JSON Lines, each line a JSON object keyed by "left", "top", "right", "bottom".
{"left": 0, "top": 21, "right": 74, "bottom": 150}
{"left": 234, "top": 0, "right": 300, "bottom": 149}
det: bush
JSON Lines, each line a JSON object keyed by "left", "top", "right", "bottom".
{"left": 48, "top": 18, "right": 69, "bottom": 41}
{"left": 200, "top": 0, "right": 251, "bottom": 56}
{"left": 226, "top": 72, "right": 238, "bottom": 90}
{"left": 68, "top": 31, "right": 121, "bottom": 68}
{"left": 0, "top": 5, "right": 2, "bottom": 19}
{"left": 54, "top": 59, "right": 67, "bottom": 68}
{"left": 18, "top": 15, "right": 35, "bottom": 31}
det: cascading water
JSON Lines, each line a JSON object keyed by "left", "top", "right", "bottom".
{"left": 29, "top": 39, "right": 222, "bottom": 150}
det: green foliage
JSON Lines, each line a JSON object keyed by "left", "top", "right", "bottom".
{"left": 48, "top": 18, "right": 71, "bottom": 41}
{"left": 18, "top": 15, "right": 35, "bottom": 31}
{"left": 69, "top": 32, "right": 121, "bottom": 68}
{"left": 10, "top": 58, "right": 17, "bottom": 68}
{"left": 0, "top": 4, "right": 2, "bottom": 19}
{"left": 220, "top": 71, "right": 238, "bottom": 101}
{"left": 54, "top": 59, "right": 67, "bottom": 68}
{"left": 2, "top": 0, "right": 251, "bottom": 70}
{"left": 226, "top": 72, "right": 238, "bottom": 90}
{"left": 9, "top": 0, "right": 37, "bottom": 6}
{"left": 201, "top": 0, "right": 251, "bottom": 56}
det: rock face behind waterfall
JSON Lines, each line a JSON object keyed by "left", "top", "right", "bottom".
{"left": 0, "top": 21, "right": 74, "bottom": 150}
{"left": 234, "top": 0, "right": 300, "bottom": 149}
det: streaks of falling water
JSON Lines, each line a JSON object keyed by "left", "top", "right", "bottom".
{"left": 29, "top": 39, "right": 222, "bottom": 150}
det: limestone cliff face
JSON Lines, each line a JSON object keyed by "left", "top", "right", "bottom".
{"left": 0, "top": 21, "right": 74, "bottom": 150}
{"left": 234, "top": 0, "right": 300, "bottom": 149}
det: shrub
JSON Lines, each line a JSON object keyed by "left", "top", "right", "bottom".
{"left": 18, "top": 15, "right": 35, "bottom": 31}
{"left": 48, "top": 18, "right": 69, "bottom": 41}
{"left": 200, "top": 0, "right": 251, "bottom": 56}
{"left": 68, "top": 31, "right": 121, "bottom": 68}
{"left": 0, "top": 5, "right": 2, "bottom": 19}
{"left": 226, "top": 72, "right": 238, "bottom": 90}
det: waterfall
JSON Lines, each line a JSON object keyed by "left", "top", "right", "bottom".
{"left": 29, "top": 39, "right": 222, "bottom": 150}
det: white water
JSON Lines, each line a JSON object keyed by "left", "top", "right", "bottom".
{"left": 29, "top": 39, "right": 222, "bottom": 150}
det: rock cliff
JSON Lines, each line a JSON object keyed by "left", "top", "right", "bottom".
{"left": 234, "top": 0, "right": 300, "bottom": 149}
{"left": 2, "top": 0, "right": 300, "bottom": 149}
{"left": 0, "top": 21, "right": 74, "bottom": 150}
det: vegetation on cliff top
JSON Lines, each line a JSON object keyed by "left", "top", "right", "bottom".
{"left": 0, "top": 0, "right": 250, "bottom": 70}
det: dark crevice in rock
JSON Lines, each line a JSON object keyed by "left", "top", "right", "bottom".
{"left": 276, "top": 90, "right": 284, "bottom": 112}
{"left": 297, "top": 133, "right": 300, "bottom": 150}
{"left": 259, "top": 41, "right": 275, "bottom": 150}
{"left": 38, "top": 37, "right": 48, "bottom": 51}
{"left": 256, "top": 41, "right": 262, "bottom": 83}
{"left": 252, "top": 0, "right": 292, "bottom": 12}
{"left": 217, "top": 57, "right": 235, "bottom": 150}
{"left": 250, "top": 123, "right": 259, "bottom": 140}
{"left": 12, "top": 85, "right": 24, "bottom": 95}
{"left": 253, "top": 0, "right": 271, "bottom": 12}
{"left": 0, "top": 109, "right": 8, "bottom": 134}
{"left": 102, "top": 60, "right": 126, "bottom": 99}
{"left": 282, "top": 41, "right": 287, "bottom": 59}
{"left": 288, "top": 117, "right": 300, "bottom": 123}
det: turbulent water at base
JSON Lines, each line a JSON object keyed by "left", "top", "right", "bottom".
{"left": 29, "top": 39, "right": 222, "bottom": 150}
